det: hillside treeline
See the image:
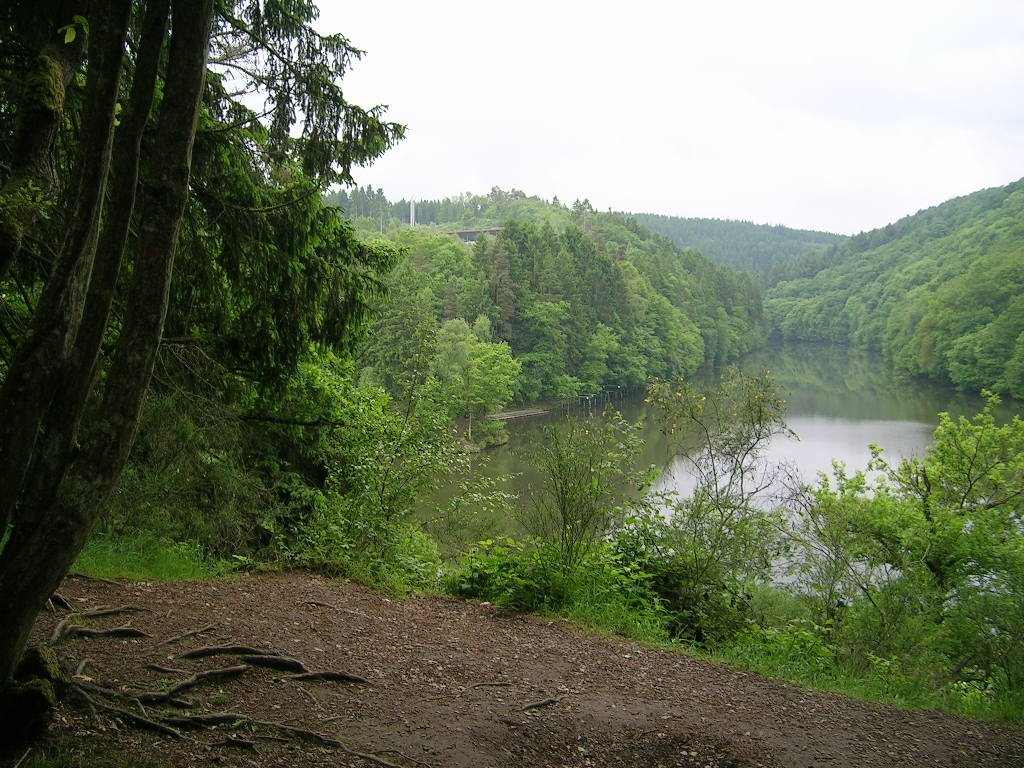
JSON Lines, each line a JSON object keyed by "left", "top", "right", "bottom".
{"left": 348, "top": 195, "right": 767, "bottom": 409}
{"left": 327, "top": 185, "right": 557, "bottom": 230}
{"left": 766, "top": 179, "right": 1024, "bottom": 397}
{"left": 626, "top": 213, "right": 843, "bottom": 278}
{"left": 326, "top": 187, "right": 845, "bottom": 282}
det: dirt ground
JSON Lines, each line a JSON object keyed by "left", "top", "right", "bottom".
{"left": 5, "top": 571, "right": 1024, "bottom": 768}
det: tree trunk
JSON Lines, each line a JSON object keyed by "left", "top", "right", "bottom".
{"left": 19, "top": 0, "right": 172, "bottom": 523}
{"left": 0, "top": 1, "right": 88, "bottom": 281}
{"left": 0, "top": 0, "right": 215, "bottom": 721}
{"left": 0, "top": 0, "right": 132, "bottom": 535}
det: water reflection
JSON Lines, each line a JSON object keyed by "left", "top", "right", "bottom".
{"left": 481, "top": 343, "right": 1020, "bottom": 498}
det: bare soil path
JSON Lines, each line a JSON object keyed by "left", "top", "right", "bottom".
{"left": 6, "top": 572, "right": 1023, "bottom": 767}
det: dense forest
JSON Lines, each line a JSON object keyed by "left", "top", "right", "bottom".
{"left": 625, "top": 213, "right": 843, "bottom": 279}
{"left": 327, "top": 186, "right": 846, "bottom": 281}
{"left": 766, "top": 179, "right": 1024, "bottom": 397}
{"left": 330, "top": 190, "right": 766, "bottom": 425}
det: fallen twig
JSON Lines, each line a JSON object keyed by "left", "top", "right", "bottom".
{"left": 290, "top": 682, "right": 320, "bottom": 708}
{"left": 163, "top": 624, "right": 216, "bottom": 645}
{"left": 301, "top": 600, "right": 339, "bottom": 610}
{"left": 286, "top": 670, "right": 370, "bottom": 684}
{"left": 378, "top": 748, "right": 433, "bottom": 768}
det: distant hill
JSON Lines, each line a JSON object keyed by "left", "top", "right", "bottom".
{"left": 765, "top": 179, "right": 1024, "bottom": 397}
{"left": 625, "top": 214, "right": 844, "bottom": 279}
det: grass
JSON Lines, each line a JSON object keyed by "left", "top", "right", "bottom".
{"left": 709, "top": 630, "right": 1024, "bottom": 726}
{"left": 72, "top": 534, "right": 229, "bottom": 582}
{"left": 6, "top": 743, "right": 158, "bottom": 768}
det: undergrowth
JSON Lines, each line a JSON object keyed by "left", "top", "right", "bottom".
{"left": 72, "top": 534, "right": 230, "bottom": 582}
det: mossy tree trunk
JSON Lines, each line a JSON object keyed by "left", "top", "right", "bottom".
{"left": 0, "top": 1, "right": 88, "bottom": 281}
{"left": 0, "top": 0, "right": 215, "bottom": 723}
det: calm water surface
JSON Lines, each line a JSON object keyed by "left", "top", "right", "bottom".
{"left": 479, "top": 343, "right": 1020, "bottom": 498}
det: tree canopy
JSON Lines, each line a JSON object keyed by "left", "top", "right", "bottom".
{"left": 348, "top": 189, "right": 767, "bottom": 406}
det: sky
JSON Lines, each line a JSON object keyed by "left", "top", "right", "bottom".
{"left": 314, "top": 1, "right": 1024, "bottom": 235}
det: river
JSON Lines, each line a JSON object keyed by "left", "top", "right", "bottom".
{"left": 475, "top": 342, "right": 1018, "bottom": 497}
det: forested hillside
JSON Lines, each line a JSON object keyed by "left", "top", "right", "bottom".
{"left": 327, "top": 187, "right": 844, "bottom": 281}
{"left": 766, "top": 179, "right": 1024, "bottom": 397}
{"left": 328, "top": 189, "right": 766, "bottom": 418}
{"left": 626, "top": 213, "right": 843, "bottom": 278}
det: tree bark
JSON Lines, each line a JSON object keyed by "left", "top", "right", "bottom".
{"left": 0, "top": 1, "right": 88, "bottom": 281}
{"left": 0, "top": 0, "right": 214, "bottom": 697}
{"left": 19, "top": 0, "right": 172, "bottom": 525}
{"left": 0, "top": 0, "right": 132, "bottom": 534}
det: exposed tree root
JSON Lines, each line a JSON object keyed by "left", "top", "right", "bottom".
{"left": 67, "top": 674, "right": 403, "bottom": 767}
{"left": 82, "top": 605, "right": 150, "bottom": 619}
{"left": 65, "top": 573, "right": 122, "bottom": 585}
{"left": 49, "top": 593, "right": 73, "bottom": 611}
{"left": 134, "top": 665, "right": 248, "bottom": 704}
{"left": 50, "top": 606, "right": 150, "bottom": 644}
{"left": 176, "top": 645, "right": 369, "bottom": 683}
{"left": 163, "top": 712, "right": 410, "bottom": 768}
{"left": 177, "top": 644, "right": 277, "bottom": 659}
{"left": 59, "top": 624, "right": 150, "bottom": 642}
{"left": 287, "top": 670, "right": 370, "bottom": 684}
{"left": 47, "top": 602, "right": 395, "bottom": 767}
{"left": 70, "top": 684, "right": 186, "bottom": 740}
{"left": 240, "top": 653, "right": 308, "bottom": 672}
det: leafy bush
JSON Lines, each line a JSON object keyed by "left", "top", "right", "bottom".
{"left": 636, "top": 368, "right": 790, "bottom": 643}
{"left": 448, "top": 538, "right": 570, "bottom": 612}
{"left": 786, "top": 393, "right": 1024, "bottom": 717}
{"left": 448, "top": 537, "right": 667, "bottom": 641}
{"left": 515, "top": 409, "right": 652, "bottom": 575}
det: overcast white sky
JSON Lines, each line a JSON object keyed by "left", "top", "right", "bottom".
{"left": 315, "top": 1, "right": 1024, "bottom": 235}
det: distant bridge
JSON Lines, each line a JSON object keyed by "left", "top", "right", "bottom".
{"left": 448, "top": 227, "right": 503, "bottom": 244}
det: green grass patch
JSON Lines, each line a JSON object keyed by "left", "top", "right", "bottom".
{"left": 73, "top": 534, "right": 230, "bottom": 582}
{"left": 711, "top": 624, "right": 1024, "bottom": 725}
{"left": 11, "top": 743, "right": 158, "bottom": 768}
